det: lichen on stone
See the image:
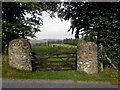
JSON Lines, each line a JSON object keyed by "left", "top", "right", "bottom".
{"left": 77, "top": 42, "right": 98, "bottom": 74}
{"left": 8, "top": 38, "right": 32, "bottom": 71}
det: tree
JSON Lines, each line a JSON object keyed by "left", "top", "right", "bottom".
{"left": 2, "top": 2, "right": 58, "bottom": 54}
{"left": 56, "top": 2, "right": 120, "bottom": 70}
{"left": 2, "top": 2, "right": 120, "bottom": 70}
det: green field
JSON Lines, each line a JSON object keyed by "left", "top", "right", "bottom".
{"left": 31, "top": 44, "right": 76, "bottom": 53}
{"left": 31, "top": 44, "right": 77, "bottom": 71}
{"left": 50, "top": 44, "right": 77, "bottom": 48}
{"left": 2, "top": 43, "right": 119, "bottom": 83}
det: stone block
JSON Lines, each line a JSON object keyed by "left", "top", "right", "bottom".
{"left": 8, "top": 38, "right": 32, "bottom": 71}
{"left": 77, "top": 42, "right": 98, "bottom": 74}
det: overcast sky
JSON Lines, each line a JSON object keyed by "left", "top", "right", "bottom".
{"left": 30, "top": 12, "right": 75, "bottom": 40}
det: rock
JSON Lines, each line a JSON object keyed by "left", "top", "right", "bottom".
{"left": 77, "top": 42, "right": 98, "bottom": 74}
{"left": 8, "top": 38, "right": 32, "bottom": 71}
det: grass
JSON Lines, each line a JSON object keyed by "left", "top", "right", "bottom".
{"left": 2, "top": 58, "right": 119, "bottom": 82}
{"left": 2, "top": 59, "right": 119, "bottom": 83}
{"left": 50, "top": 44, "right": 77, "bottom": 48}
{"left": 31, "top": 44, "right": 77, "bottom": 71}
{"left": 2, "top": 44, "right": 119, "bottom": 83}
{"left": 31, "top": 44, "right": 76, "bottom": 53}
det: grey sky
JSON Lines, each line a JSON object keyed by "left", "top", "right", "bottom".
{"left": 31, "top": 12, "right": 75, "bottom": 40}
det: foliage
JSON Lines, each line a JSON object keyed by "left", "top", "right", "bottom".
{"left": 2, "top": 2, "right": 120, "bottom": 70}
{"left": 47, "top": 38, "right": 85, "bottom": 46}
{"left": 2, "top": 2, "right": 58, "bottom": 54}
{"left": 62, "top": 38, "right": 85, "bottom": 45}
{"left": 56, "top": 2, "right": 120, "bottom": 70}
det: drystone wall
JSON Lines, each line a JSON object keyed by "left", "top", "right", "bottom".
{"left": 8, "top": 38, "right": 32, "bottom": 71}
{"left": 77, "top": 42, "right": 98, "bottom": 74}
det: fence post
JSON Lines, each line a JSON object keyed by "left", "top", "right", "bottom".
{"left": 77, "top": 42, "right": 98, "bottom": 74}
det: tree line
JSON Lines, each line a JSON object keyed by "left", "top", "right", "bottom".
{"left": 33, "top": 38, "right": 84, "bottom": 46}
{"left": 47, "top": 38, "right": 84, "bottom": 45}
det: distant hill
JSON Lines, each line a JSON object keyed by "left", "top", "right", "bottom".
{"left": 29, "top": 39, "right": 62, "bottom": 44}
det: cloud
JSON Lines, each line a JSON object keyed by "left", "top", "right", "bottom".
{"left": 34, "top": 12, "right": 75, "bottom": 39}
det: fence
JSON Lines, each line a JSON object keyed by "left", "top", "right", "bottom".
{"left": 32, "top": 52, "right": 77, "bottom": 71}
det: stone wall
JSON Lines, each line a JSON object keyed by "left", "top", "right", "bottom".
{"left": 8, "top": 38, "right": 32, "bottom": 71}
{"left": 77, "top": 42, "right": 98, "bottom": 74}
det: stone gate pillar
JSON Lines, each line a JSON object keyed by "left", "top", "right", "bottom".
{"left": 77, "top": 42, "right": 98, "bottom": 74}
{"left": 8, "top": 38, "right": 32, "bottom": 71}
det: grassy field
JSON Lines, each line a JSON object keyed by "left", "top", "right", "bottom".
{"left": 31, "top": 44, "right": 76, "bottom": 53}
{"left": 2, "top": 44, "right": 119, "bottom": 83}
{"left": 50, "top": 44, "right": 77, "bottom": 48}
{"left": 31, "top": 44, "right": 77, "bottom": 71}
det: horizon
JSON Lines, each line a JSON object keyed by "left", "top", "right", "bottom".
{"left": 29, "top": 38, "right": 78, "bottom": 40}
